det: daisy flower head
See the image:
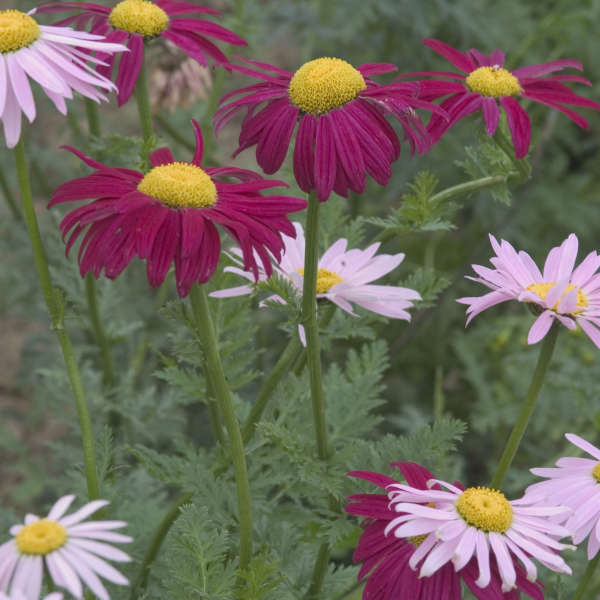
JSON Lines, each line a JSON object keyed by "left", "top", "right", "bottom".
{"left": 526, "top": 433, "right": 600, "bottom": 560}
{"left": 0, "top": 8, "right": 127, "bottom": 148}
{"left": 214, "top": 56, "right": 445, "bottom": 202}
{"left": 0, "top": 494, "right": 131, "bottom": 600}
{"left": 211, "top": 222, "right": 421, "bottom": 342}
{"left": 36, "top": 0, "right": 247, "bottom": 106}
{"left": 49, "top": 120, "right": 306, "bottom": 298}
{"left": 403, "top": 38, "right": 600, "bottom": 158}
{"left": 346, "top": 462, "right": 544, "bottom": 599}
{"left": 385, "top": 477, "right": 572, "bottom": 594}
{"left": 458, "top": 233, "right": 600, "bottom": 347}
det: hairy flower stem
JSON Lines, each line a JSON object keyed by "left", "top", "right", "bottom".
{"left": 493, "top": 129, "right": 531, "bottom": 183}
{"left": 14, "top": 138, "right": 99, "bottom": 500}
{"left": 129, "top": 491, "right": 193, "bottom": 599}
{"left": 134, "top": 51, "right": 156, "bottom": 169}
{"left": 189, "top": 283, "right": 253, "bottom": 572}
{"left": 489, "top": 324, "right": 559, "bottom": 489}
{"left": 0, "top": 165, "right": 21, "bottom": 220}
{"left": 306, "top": 544, "right": 330, "bottom": 599}
{"left": 573, "top": 551, "right": 600, "bottom": 600}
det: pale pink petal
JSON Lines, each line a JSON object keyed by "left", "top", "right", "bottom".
{"left": 59, "top": 501, "right": 109, "bottom": 527}
{"left": 565, "top": 433, "right": 600, "bottom": 460}
{"left": 527, "top": 310, "right": 555, "bottom": 344}
{"left": 47, "top": 495, "right": 76, "bottom": 521}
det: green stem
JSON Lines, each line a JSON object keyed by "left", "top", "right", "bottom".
{"left": 129, "top": 491, "right": 193, "bottom": 599}
{"left": 155, "top": 113, "right": 195, "bottom": 152}
{"left": 85, "top": 274, "right": 116, "bottom": 388}
{"left": 302, "top": 192, "right": 329, "bottom": 462}
{"left": 573, "top": 552, "right": 600, "bottom": 600}
{"left": 203, "top": 364, "right": 226, "bottom": 446}
{"left": 84, "top": 98, "right": 101, "bottom": 138}
{"left": 489, "top": 324, "right": 559, "bottom": 489}
{"left": 189, "top": 284, "right": 252, "bottom": 571}
{"left": 306, "top": 544, "right": 329, "bottom": 599}
{"left": 134, "top": 51, "right": 156, "bottom": 168}
{"left": 14, "top": 138, "right": 99, "bottom": 500}
{"left": 493, "top": 129, "right": 531, "bottom": 183}
{"left": 0, "top": 166, "right": 20, "bottom": 220}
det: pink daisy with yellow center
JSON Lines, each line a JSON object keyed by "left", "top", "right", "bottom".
{"left": 214, "top": 56, "right": 446, "bottom": 202}
{"left": 36, "top": 0, "right": 246, "bottom": 105}
{"left": 49, "top": 120, "right": 306, "bottom": 297}
{"left": 400, "top": 38, "right": 600, "bottom": 157}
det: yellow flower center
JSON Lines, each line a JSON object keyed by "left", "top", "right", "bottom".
{"left": 593, "top": 463, "right": 600, "bottom": 483}
{"left": 108, "top": 0, "right": 169, "bottom": 37}
{"left": 0, "top": 10, "right": 41, "bottom": 54}
{"left": 455, "top": 487, "right": 513, "bottom": 533}
{"left": 15, "top": 519, "right": 67, "bottom": 555}
{"left": 465, "top": 66, "right": 522, "bottom": 98}
{"left": 526, "top": 281, "right": 588, "bottom": 313}
{"left": 137, "top": 162, "right": 217, "bottom": 209}
{"left": 408, "top": 534, "right": 427, "bottom": 547}
{"left": 297, "top": 267, "right": 343, "bottom": 293}
{"left": 288, "top": 57, "right": 366, "bottom": 114}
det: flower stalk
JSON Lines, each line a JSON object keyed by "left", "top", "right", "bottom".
{"left": 134, "top": 50, "right": 156, "bottom": 168}
{"left": 573, "top": 551, "right": 600, "bottom": 600}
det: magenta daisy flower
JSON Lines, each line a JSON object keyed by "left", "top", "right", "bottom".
{"left": 0, "top": 495, "right": 131, "bottom": 600}
{"left": 0, "top": 8, "right": 126, "bottom": 147}
{"left": 401, "top": 39, "right": 600, "bottom": 158}
{"left": 385, "top": 476, "right": 572, "bottom": 593}
{"left": 36, "top": 0, "right": 246, "bottom": 106}
{"left": 526, "top": 433, "right": 600, "bottom": 560}
{"left": 49, "top": 120, "right": 306, "bottom": 298}
{"left": 458, "top": 233, "right": 600, "bottom": 347}
{"left": 214, "top": 56, "right": 445, "bottom": 202}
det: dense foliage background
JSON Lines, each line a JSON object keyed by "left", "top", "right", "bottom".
{"left": 1, "top": 0, "right": 600, "bottom": 598}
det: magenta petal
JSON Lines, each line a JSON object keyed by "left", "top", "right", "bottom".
{"left": 481, "top": 97, "right": 500, "bottom": 136}
{"left": 314, "top": 114, "right": 336, "bottom": 202}
{"left": 146, "top": 209, "right": 180, "bottom": 287}
{"left": 150, "top": 147, "right": 175, "bottom": 166}
{"left": 512, "top": 58, "right": 583, "bottom": 79}
{"left": 168, "top": 18, "right": 246, "bottom": 46}
{"left": 423, "top": 38, "right": 476, "bottom": 73}
{"left": 329, "top": 108, "right": 366, "bottom": 193}
{"left": 255, "top": 101, "right": 298, "bottom": 174}
{"left": 155, "top": 0, "right": 221, "bottom": 16}
{"left": 116, "top": 34, "right": 143, "bottom": 106}
{"left": 500, "top": 96, "right": 531, "bottom": 158}
{"left": 293, "top": 113, "right": 317, "bottom": 193}
{"left": 191, "top": 120, "right": 204, "bottom": 165}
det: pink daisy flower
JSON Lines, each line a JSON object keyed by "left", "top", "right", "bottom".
{"left": 0, "top": 494, "right": 131, "bottom": 600}
{"left": 36, "top": 0, "right": 246, "bottom": 106}
{"left": 526, "top": 433, "right": 600, "bottom": 560}
{"left": 0, "top": 8, "right": 126, "bottom": 148}
{"left": 458, "top": 233, "right": 600, "bottom": 347}
{"left": 400, "top": 38, "right": 600, "bottom": 158}
{"left": 49, "top": 120, "right": 306, "bottom": 298}
{"left": 346, "top": 462, "right": 543, "bottom": 599}
{"left": 211, "top": 222, "right": 421, "bottom": 343}
{"left": 1, "top": 593, "right": 62, "bottom": 600}
{"left": 214, "top": 56, "right": 445, "bottom": 202}
{"left": 385, "top": 476, "right": 573, "bottom": 594}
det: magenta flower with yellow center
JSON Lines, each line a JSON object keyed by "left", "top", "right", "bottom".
{"left": 0, "top": 8, "right": 126, "bottom": 148}
{"left": 49, "top": 121, "right": 306, "bottom": 298}
{"left": 458, "top": 233, "right": 600, "bottom": 347}
{"left": 0, "top": 495, "right": 131, "bottom": 600}
{"left": 400, "top": 38, "right": 600, "bottom": 157}
{"left": 214, "top": 55, "right": 445, "bottom": 202}
{"left": 36, "top": 0, "right": 246, "bottom": 106}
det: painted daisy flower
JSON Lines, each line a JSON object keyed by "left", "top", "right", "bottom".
{"left": 49, "top": 120, "right": 306, "bottom": 298}
{"left": 385, "top": 477, "right": 572, "bottom": 593}
{"left": 211, "top": 222, "right": 421, "bottom": 342}
{"left": 0, "top": 494, "right": 131, "bottom": 600}
{"left": 346, "top": 462, "right": 543, "bottom": 599}
{"left": 1, "top": 592, "right": 62, "bottom": 600}
{"left": 214, "top": 56, "right": 445, "bottom": 202}
{"left": 458, "top": 233, "right": 600, "bottom": 347}
{"left": 36, "top": 0, "right": 246, "bottom": 106}
{"left": 401, "top": 38, "right": 600, "bottom": 158}
{"left": 526, "top": 433, "right": 600, "bottom": 560}
{"left": 0, "top": 8, "right": 126, "bottom": 148}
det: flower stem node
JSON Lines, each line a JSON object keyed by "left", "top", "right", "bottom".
{"left": 456, "top": 487, "right": 514, "bottom": 533}
{"left": 0, "top": 10, "right": 40, "bottom": 54}
{"left": 288, "top": 57, "right": 366, "bottom": 114}
{"left": 297, "top": 267, "right": 343, "bottom": 293}
{"left": 15, "top": 520, "right": 67, "bottom": 555}
{"left": 137, "top": 162, "right": 217, "bottom": 208}
{"left": 465, "top": 66, "right": 522, "bottom": 97}
{"left": 109, "top": 0, "right": 169, "bottom": 37}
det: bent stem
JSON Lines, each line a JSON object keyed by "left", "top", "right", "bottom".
{"left": 14, "top": 138, "right": 99, "bottom": 500}
{"left": 573, "top": 552, "right": 600, "bottom": 600}
{"left": 189, "top": 283, "right": 252, "bottom": 572}
{"left": 489, "top": 324, "right": 559, "bottom": 490}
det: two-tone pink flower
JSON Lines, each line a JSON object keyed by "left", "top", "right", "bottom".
{"left": 459, "top": 234, "right": 600, "bottom": 347}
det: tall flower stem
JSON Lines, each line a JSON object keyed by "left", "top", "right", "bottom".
{"left": 573, "top": 551, "right": 600, "bottom": 600}
{"left": 489, "top": 324, "right": 559, "bottom": 489}
{"left": 189, "top": 283, "right": 252, "bottom": 571}
{"left": 0, "top": 166, "right": 20, "bottom": 220}
{"left": 14, "top": 138, "right": 99, "bottom": 500}
{"left": 134, "top": 51, "right": 156, "bottom": 168}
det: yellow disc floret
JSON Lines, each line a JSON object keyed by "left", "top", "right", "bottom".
{"left": 0, "top": 10, "right": 41, "bottom": 54}
{"left": 455, "top": 487, "right": 513, "bottom": 533}
{"left": 16, "top": 519, "right": 67, "bottom": 555}
{"left": 288, "top": 57, "right": 366, "bottom": 114}
{"left": 465, "top": 66, "right": 522, "bottom": 98}
{"left": 297, "top": 267, "right": 343, "bottom": 293}
{"left": 592, "top": 462, "right": 600, "bottom": 483}
{"left": 109, "top": 0, "right": 169, "bottom": 37}
{"left": 526, "top": 281, "right": 588, "bottom": 313}
{"left": 137, "top": 162, "right": 217, "bottom": 209}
